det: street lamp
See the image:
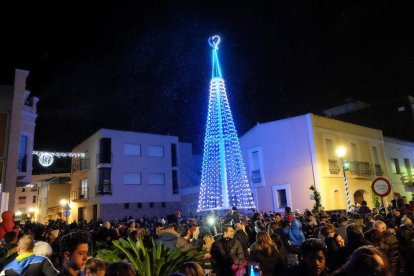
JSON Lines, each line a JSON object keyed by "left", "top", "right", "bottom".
{"left": 336, "top": 146, "right": 352, "bottom": 211}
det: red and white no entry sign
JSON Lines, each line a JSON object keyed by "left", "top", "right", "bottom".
{"left": 371, "top": 177, "right": 392, "bottom": 197}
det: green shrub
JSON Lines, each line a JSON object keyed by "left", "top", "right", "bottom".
{"left": 101, "top": 237, "right": 203, "bottom": 276}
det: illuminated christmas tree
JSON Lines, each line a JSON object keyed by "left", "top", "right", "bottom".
{"left": 197, "top": 35, "right": 255, "bottom": 211}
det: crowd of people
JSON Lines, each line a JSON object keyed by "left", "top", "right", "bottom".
{"left": 0, "top": 197, "right": 413, "bottom": 275}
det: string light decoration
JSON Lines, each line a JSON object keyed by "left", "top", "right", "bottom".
{"left": 197, "top": 35, "right": 255, "bottom": 211}
{"left": 33, "top": 151, "right": 86, "bottom": 167}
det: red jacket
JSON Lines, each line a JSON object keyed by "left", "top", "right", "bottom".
{"left": 0, "top": 211, "right": 18, "bottom": 239}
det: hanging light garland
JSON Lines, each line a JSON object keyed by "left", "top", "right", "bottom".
{"left": 33, "top": 151, "right": 85, "bottom": 167}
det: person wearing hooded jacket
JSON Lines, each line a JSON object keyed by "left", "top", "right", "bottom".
{"left": 0, "top": 212, "right": 18, "bottom": 240}
{"left": 289, "top": 218, "right": 305, "bottom": 246}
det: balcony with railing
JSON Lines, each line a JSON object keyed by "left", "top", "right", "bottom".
{"left": 328, "top": 160, "right": 340, "bottom": 174}
{"left": 400, "top": 170, "right": 414, "bottom": 186}
{"left": 96, "top": 153, "right": 112, "bottom": 166}
{"left": 71, "top": 188, "right": 89, "bottom": 201}
{"left": 349, "top": 161, "right": 373, "bottom": 178}
{"left": 72, "top": 158, "right": 90, "bottom": 173}
{"left": 251, "top": 170, "right": 262, "bottom": 183}
{"left": 96, "top": 182, "right": 112, "bottom": 195}
{"left": 374, "top": 164, "right": 384, "bottom": 176}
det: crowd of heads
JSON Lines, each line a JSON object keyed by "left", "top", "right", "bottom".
{"left": 0, "top": 197, "right": 412, "bottom": 275}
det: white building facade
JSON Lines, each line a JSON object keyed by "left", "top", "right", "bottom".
{"left": 69, "top": 129, "right": 194, "bottom": 222}
{"left": 0, "top": 69, "right": 38, "bottom": 214}
{"left": 383, "top": 137, "right": 414, "bottom": 203}
{"left": 240, "top": 114, "right": 390, "bottom": 213}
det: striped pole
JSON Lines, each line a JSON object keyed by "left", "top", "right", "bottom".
{"left": 341, "top": 159, "right": 352, "bottom": 211}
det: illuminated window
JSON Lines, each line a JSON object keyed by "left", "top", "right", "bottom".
{"left": 80, "top": 179, "right": 88, "bottom": 198}
{"left": 18, "top": 196, "right": 26, "bottom": 204}
{"left": 124, "top": 144, "right": 141, "bottom": 156}
{"left": 148, "top": 146, "right": 164, "bottom": 157}
{"left": 124, "top": 172, "right": 141, "bottom": 185}
{"left": 404, "top": 159, "right": 412, "bottom": 174}
{"left": 391, "top": 159, "right": 401, "bottom": 174}
{"left": 149, "top": 173, "right": 165, "bottom": 185}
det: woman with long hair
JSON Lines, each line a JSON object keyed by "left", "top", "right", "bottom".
{"left": 249, "top": 231, "right": 284, "bottom": 276}
{"left": 333, "top": 245, "right": 393, "bottom": 276}
{"left": 201, "top": 232, "right": 215, "bottom": 275}
{"left": 202, "top": 232, "right": 214, "bottom": 253}
{"left": 177, "top": 262, "right": 205, "bottom": 276}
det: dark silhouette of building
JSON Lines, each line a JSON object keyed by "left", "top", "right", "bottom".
{"left": 324, "top": 96, "right": 414, "bottom": 142}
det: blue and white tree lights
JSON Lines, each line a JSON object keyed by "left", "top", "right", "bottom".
{"left": 198, "top": 35, "right": 256, "bottom": 211}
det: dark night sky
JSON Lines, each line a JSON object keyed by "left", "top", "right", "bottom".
{"left": 1, "top": 1, "right": 414, "bottom": 162}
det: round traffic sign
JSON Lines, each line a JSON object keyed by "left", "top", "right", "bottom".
{"left": 371, "top": 177, "right": 392, "bottom": 197}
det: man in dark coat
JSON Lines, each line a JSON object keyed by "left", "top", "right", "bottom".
{"left": 233, "top": 223, "right": 249, "bottom": 258}
{"left": 364, "top": 220, "right": 399, "bottom": 273}
{"left": 396, "top": 216, "right": 414, "bottom": 275}
{"left": 211, "top": 225, "right": 244, "bottom": 276}
{"left": 358, "top": 200, "right": 371, "bottom": 218}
